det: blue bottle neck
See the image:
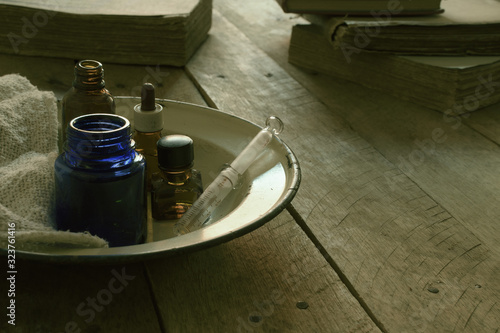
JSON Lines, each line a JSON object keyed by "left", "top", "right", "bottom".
{"left": 64, "top": 114, "right": 138, "bottom": 170}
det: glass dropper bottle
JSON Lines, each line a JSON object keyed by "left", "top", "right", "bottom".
{"left": 151, "top": 135, "right": 203, "bottom": 220}
{"left": 133, "top": 83, "right": 164, "bottom": 190}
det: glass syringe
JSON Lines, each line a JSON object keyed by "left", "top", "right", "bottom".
{"left": 173, "top": 116, "right": 284, "bottom": 235}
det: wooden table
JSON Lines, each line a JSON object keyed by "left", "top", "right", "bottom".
{"left": 2, "top": 0, "right": 499, "bottom": 332}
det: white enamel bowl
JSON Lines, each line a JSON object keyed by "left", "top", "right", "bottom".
{"left": 11, "top": 98, "right": 301, "bottom": 263}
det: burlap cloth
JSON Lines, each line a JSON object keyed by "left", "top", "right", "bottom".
{"left": 0, "top": 74, "right": 108, "bottom": 251}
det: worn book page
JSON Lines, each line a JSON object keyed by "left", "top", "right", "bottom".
{"left": 0, "top": 0, "right": 199, "bottom": 16}
{"left": 404, "top": 56, "right": 500, "bottom": 69}
{"left": 302, "top": 0, "right": 500, "bottom": 55}
{"left": 340, "top": 0, "right": 500, "bottom": 26}
{"left": 306, "top": 0, "right": 500, "bottom": 37}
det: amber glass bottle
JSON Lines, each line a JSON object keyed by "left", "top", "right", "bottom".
{"left": 151, "top": 135, "right": 203, "bottom": 220}
{"left": 134, "top": 83, "right": 163, "bottom": 190}
{"left": 61, "top": 60, "right": 115, "bottom": 146}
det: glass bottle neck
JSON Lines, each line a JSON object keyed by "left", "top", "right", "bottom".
{"left": 65, "top": 114, "right": 137, "bottom": 170}
{"left": 161, "top": 169, "right": 192, "bottom": 185}
{"left": 73, "top": 60, "right": 106, "bottom": 90}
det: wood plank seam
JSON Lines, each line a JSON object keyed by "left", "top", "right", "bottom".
{"left": 185, "top": 67, "right": 218, "bottom": 109}
{"left": 143, "top": 248, "right": 168, "bottom": 333}
{"left": 462, "top": 119, "right": 500, "bottom": 149}
{"left": 183, "top": 5, "right": 500, "bottom": 331}
{"left": 184, "top": 53, "right": 382, "bottom": 332}
{"left": 287, "top": 203, "right": 388, "bottom": 333}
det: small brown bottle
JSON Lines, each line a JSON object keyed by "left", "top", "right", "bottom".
{"left": 61, "top": 60, "right": 115, "bottom": 146}
{"left": 151, "top": 135, "right": 203, "bottom": 220}
{"left": 133, "top": 83, "right": 163, "bottom": 190}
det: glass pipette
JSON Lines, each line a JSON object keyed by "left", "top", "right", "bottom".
{"left": 173, "top": 116, "right": 284, "bottom": 235}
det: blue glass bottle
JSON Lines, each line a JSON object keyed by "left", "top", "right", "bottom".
{"left": 54, "top": 113, "right": 146, "bottom": 247}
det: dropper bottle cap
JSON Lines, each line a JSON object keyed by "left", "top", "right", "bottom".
{"left": 134, "top": 83, "right": 163, "bottom": 132}
{"left": 157, "top": 135, "right": 194, "bottom": 170}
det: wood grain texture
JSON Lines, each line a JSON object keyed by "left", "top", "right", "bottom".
{"left": 1, "top": 260, "right": 161, "bottom": 333}
{"left": 146, "top": 210, "right": 381, "bottom": 333}
{"left": 213, "top": 0, "right": 500, "bottom": 254}
{"left": 463, "top": 106, "right": 500, "bottom": 145}
{"left": 0, "top": 54, "right": 207, "bottom": 105}
{"left": 0, "top": 54, "right": 74, "bottom": 99}
{"left": 104, "top": 62, "right": 207, "bottom": 106}
{"left": 186, "top": 4, "right": 500, "bottom": 332}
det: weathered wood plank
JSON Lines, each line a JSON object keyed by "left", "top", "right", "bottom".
{"left": 463, "top": 105, "right": 500, "bottom": 145}
{"left": 0, "top": 54, "right": 206, "bottom": 106}
{"left": 146, "top": 210, "right": 381, "bottom": 333}
{"left": 1, "top": 260, "right": 162, "bottom": 333}
{"left": 0, "top": 54, "right": 74, "bottom": 99}
{"left": 213, "top": 0, "right": 500, "bottom": 254}
{"left": 104, "top": 62, "right": 207, "bottom": 105}
{"left": 212, "top": 0, "right": 500, "bottom": 145}
{"left": 186, "top": 5, "right": 500, "bottom": 332}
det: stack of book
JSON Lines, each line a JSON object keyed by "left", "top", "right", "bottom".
{"left": 280, "top": 0, "right": 500, "bottom": 114}
{"left": 0, "top": 0, "right": 212, "bottom": 66}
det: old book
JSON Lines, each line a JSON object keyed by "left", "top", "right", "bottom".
{"left": 303, "top": 0, "right": 500, "bottom": 55}
{"left": 288, "top": 24, "right": 500, "bottom": 114}
{"left": 0, "top": 0, "right": 212, "bottom": 66}
{"left": 275, "top": 0, "right": 443, "bottom": 15}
